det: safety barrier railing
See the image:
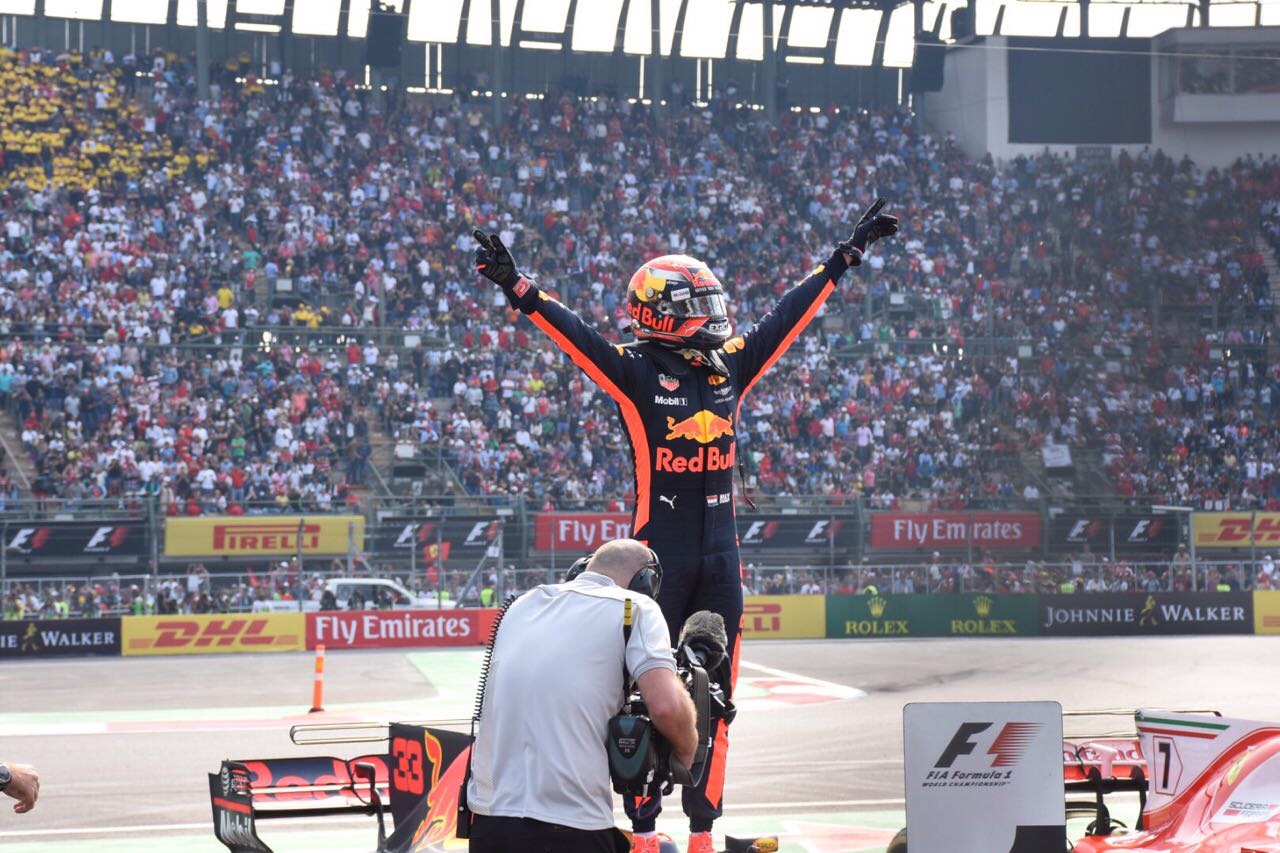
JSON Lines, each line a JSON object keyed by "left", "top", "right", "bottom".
{"left": 4, "top": 557, "right": 1270, "bottom": 621}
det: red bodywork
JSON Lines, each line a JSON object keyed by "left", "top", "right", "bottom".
{"left": 1069, "top": 730, "right": 1280, "bottom": 853}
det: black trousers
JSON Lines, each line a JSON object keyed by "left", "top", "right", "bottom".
{"left": 468, "top": 814, "right": 628, "bottom": 853}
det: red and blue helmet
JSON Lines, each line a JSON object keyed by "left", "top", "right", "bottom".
{"left": 626, "top": 255, "right": 731, "bottom": 350}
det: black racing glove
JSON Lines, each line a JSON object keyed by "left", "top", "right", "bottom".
{"left": 473, "top": 229, "right": 538, "bottom": 312}
{"left": 837, "top": 197, "right": 900, "bottom": 266}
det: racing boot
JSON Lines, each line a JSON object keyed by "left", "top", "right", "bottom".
{"left": 630, "top": 832, "right": 677, "bottom": 853}
{"left": 687, "top": 832, "right": 717, "bottom": 853}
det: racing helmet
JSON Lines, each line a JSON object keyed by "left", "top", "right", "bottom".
{"left": 627, "top": 254, "right": 731, "bottom": 350}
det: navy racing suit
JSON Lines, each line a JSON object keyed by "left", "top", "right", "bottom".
{"left": 504, "top": 250, "right": 853, "bottom": 830}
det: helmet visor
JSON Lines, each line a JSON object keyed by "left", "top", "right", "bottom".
{"left": 662, "top": 293, "right": 727, "bottom": 320}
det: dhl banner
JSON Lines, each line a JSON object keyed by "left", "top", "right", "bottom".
{"left": 1192, "top": 512, "right": 1280, "bottom": 549}
{"left": 740, "top": 595, "right": 826, "bottom": 640}
{"left": 1255, "top": 591, "right": 1280, "bottom": 635}
{"left": 123, "top": 613, "right": 305, "bottom": 656}
{"left": 164, "top": 515, "right": 364, "bottom": 557}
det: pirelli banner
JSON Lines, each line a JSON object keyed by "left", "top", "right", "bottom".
{"left": 1192, "top": 512, "right": 1280, "bottom": 550}
{"left": 825, "top": 594, "right": 1040, "bottom": 638}
{"left": 869, "top": 512, "right": 1041, "bottom": 551}
{"left": 164, "top": 516, "right": 365, "bottom": 558}
{"left": 740, "top": 595, "right": 826, "bottom": 640}
{"left": 122, "top": 613, "right": 305, "bottom": 656}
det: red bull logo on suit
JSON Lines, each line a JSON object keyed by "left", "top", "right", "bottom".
{"left": 658, "top": 411, "right": 736, "bottom": 473}
{"left": 664, "top": 411, "right": 734, "bottom": 443}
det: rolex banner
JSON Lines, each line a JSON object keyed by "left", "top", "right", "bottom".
{"left": 1038, "top": 592, "right": 1253, "bottom": 636}
{"left": 825, "top": 594, "right": 1039, "bottom": 638}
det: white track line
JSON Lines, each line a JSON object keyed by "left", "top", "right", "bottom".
{"left": 738, "top": 660, "right": 867, "bottom": 699}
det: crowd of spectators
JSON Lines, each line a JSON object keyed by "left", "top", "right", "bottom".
{"left": 2, "top": 45, "right": 1280, "bottom": 516}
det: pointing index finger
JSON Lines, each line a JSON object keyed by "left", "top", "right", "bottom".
{"left": 860, "top": 197, "right": 886, "bottom": 223}
{"left": 473, "top": 229, "right": 494, "bottom": 251}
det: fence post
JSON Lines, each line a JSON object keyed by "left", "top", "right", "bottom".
{"left": 966, "top": 510, "right": 974, "bottom": 567}
{"left": 296, "top": 517, "right": 305, "bottom": 577}
{"left": 855, "top": 495, "right": 865, "bottom": 562}
{"left": 1189, "top": 511, "right": 1198, "bottom": 592}
{"left": 149, "top": 496, "right": 160, "bottom": 577}
{"left": 828, "top": 514, "right": 835, "bottom": 573}
{"left": 436, "top": 521, "right": 444, "bottom": 607}
{"left": 1250, "top": 510, "right": 1258, "bottom": 585}
{"left": 496, "top": 527, "right": 506, "bottom": 601}
{"left": 346, "top": 521, "right": 354, "bottom": 576}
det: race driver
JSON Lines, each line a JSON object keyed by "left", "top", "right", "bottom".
{"left": 473, "top": 199, "right": 898, "bottom": 853}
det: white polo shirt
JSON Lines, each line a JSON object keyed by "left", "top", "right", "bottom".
{"left": 466, "top": 571, "right": 675, "bottom": 830}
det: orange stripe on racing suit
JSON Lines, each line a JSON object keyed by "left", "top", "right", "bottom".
{"left": 526, "top": 293, "right": 653, "bottom": 534}
{"left": 702, "top": 616, "right": 742, "bottom": 810}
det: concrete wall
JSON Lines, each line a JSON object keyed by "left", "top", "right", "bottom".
{"left": 917, "top": 41, "right": 994, "bottom": 158}
{"left": 921, "top": 30, "right": 1280, "bottom": 169}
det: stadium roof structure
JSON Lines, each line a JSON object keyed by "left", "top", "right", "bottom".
{"left": 3, "top": 0, "right": 1276, "bottom": 113}
{"left": 6, "top": 0, "right": 1277, "bottom": 61}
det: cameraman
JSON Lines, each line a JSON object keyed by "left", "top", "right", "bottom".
{"left": 466, "top": 539, "right": 697, "bottom": 852}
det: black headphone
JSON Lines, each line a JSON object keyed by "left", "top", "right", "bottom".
{"left": 566, "top": 548, "right": 663, "bottom": 600}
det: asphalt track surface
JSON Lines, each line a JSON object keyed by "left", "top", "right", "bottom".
{"left": 3, "top": 636, "right": 1279, "bottom": 852}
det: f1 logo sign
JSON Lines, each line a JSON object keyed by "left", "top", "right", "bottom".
{"left": 805, "top": 520, "right": 838, "bottom": 543}
{"left": 936, "top": 722, "right": 992, "bottom": 767}
{"left": 935, "top": 722, "right": 1041, "bottom": 768}
{"left": 741, "top": 521, "right": 778, "bottom": 544}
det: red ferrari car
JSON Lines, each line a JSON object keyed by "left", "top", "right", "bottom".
{"left": 1068, "top": 710, "right": 1280, "bottom": 853}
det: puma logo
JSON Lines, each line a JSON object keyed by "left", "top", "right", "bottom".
{"left": 659, "top": 495, "right": 677, "bottom": 510}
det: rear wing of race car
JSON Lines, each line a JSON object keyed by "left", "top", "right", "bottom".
{"left": 1061, "top": 708, "right": 1221, "bottom": 838}
{"left": 210, "top": 721, "right": 475, "bottom": 853}
{"left": 209, "top": 752, "right": 392, "bottom": 853}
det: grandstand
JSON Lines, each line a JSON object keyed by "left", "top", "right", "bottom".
{"left": 5, "top": 6, "right": 1280, "bottom": 853}
{"left": 0, "top": 1, "right": 1278, "bottom": 601}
